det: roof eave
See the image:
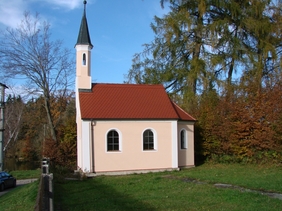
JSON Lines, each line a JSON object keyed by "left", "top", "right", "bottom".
{"left": 81, "top": 118, "right": 193, "bottom": 121}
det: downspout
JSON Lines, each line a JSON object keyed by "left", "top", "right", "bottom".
{"left": 91, "top": 120, "right": 95, "bottom": 173}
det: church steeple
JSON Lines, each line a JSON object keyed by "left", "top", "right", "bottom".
{"left": 76, "top": 0, "right": 93, "bottom": 48}
{"left": 75, "top": 0, "right": 92, "bottom": 90}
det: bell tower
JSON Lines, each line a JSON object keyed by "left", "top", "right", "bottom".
{"left": 75, "top": 0, "right": 93, "bottom": 90}
{"left": 76, "top": 1, "right": 93, "bottom": 172}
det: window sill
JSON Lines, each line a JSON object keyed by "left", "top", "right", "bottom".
{"left": 143, "top": 149, "right": 157, "bottom": 152}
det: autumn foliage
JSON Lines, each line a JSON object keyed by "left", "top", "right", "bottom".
{"left": 4, "top": 93, "right": 77, "bottom": 171}
{"left": 43, "top": 94, "right": 77, "bottom": 170}
{"left": 194, "top": 76, "right": 282, "bottom": 163}
{"left": 43, "top": 98, "right": 77, "bottom": 170}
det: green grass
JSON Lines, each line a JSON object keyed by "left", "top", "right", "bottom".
{"left": 9, "top": 169, "right": 41, "bottom": 180}
{"left": 0, "top": 170, "right": 40, "bottom": 211}
{"left": 0, "top": 180, "right": 39, "bottom": 211}
{"left": 54, "top": 164, "right": 282, "bottom": 211}
{"left": 176, "top": 163, "right": 282, "bottom": 192}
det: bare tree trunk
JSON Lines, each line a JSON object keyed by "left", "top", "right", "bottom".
{"left": 43, "top": 94, "right": 57, "bottom": 143}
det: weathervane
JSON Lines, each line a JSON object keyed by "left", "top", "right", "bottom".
{"left": 83, "top": 0, "right": 87, "bottom": 11}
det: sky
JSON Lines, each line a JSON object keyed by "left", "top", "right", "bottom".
{"left": 0, "top": 0, "right": 170, "bottom": 86}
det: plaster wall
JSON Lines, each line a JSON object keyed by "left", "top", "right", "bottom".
{"left": 76, "top": 45, "right": 92, "bottom": 90}
{"left": 177, "top": 122, "right": 195, "bottom": 167}
{"left": 92, "top": 120, "right": 174, "bottom": 173}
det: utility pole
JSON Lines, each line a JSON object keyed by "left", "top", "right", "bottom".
{"left": 0, "top": 83, "right": 8, "bottom": 171}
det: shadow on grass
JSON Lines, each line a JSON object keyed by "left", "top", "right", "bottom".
{"left": 54, "top": 178, "right": 156, "bottom": 211}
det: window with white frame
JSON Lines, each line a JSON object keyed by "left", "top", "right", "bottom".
{"left": 180, "top": 129, "right": 187, "bottom": 149}
{"left": 143, "top": 129, "right": 154, "bottom": 150}
{"left": 82, "top": 53, "right": 86, "bottom": 65}
{"left": 107, "top": 130, "right": 119, "bottom": 151}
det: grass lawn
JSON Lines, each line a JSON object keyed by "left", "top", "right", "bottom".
{"left": 176, "top": 163, "right": 282, "bottom": 193}
{"left": 54, "top": 163, "right": 282, "bottom": 211}
{"left": 0, "top": 169, "right": 40, "bottom": 211}
{"left": 10, "top": 169, "right": 41, "bottom": 180}
{"left": 0, "top": 180, "right": 39, "bottom": 211}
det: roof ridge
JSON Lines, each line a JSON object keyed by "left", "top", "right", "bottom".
{"left": 92, "top": 83, "right": 164, "bottom": 87}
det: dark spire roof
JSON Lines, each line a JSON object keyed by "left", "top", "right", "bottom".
{"left": 76, "top": 1, "right": 93, "bottom": 48}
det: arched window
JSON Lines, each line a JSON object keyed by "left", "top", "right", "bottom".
{"left": 180, "top": 129, "right": 187, "bottom": 149}
{"left": 82, "top": 53, "right": 86, "bottom": 65}
{"left": 107, "top": 130, "right": 119, "bottom": 151}
{"left": 143, "top": 129, "right": 154, "bottom": 150}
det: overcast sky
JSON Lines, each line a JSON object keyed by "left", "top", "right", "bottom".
{"left": 0, "top": 0, "right": 169, "bottom": 87}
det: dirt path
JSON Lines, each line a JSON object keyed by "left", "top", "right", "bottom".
{"left": 181, "top": 177, "right": 282, "bottom": 201}
{"left": 164, "top": 175, "right": 282, "bottom": 201}
{"left": 214, "top": 183, "right": 282, "bottom": 200}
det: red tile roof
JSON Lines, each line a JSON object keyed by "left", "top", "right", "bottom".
{"left": 79, "top": 83, "right": 195, "bottom": 121}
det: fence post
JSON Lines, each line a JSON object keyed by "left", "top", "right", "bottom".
{"left": 48, "top": 173, "right": 53, "bottom": 211}
{"left": 42, "top": 158, "right": 53, "bottom": 211}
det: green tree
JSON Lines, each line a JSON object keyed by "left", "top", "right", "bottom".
{"left": 127, "top": 0, "right": 212, "bottom": 110}
{"left": 127, "top": 0, "right": 282, "bottom": 96}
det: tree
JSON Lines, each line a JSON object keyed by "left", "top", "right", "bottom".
{"left": 43, "top": 94, "right": 77, "bottom": 169}
{"left": 127, "top": 0, "right": 282, "bottom": 98}
{"left": 3, "top": 95, "right": 24, "bottom": 152}
{"left": 127, "top": 0, "right": 210, "bottom": 107}
{"left": 0, "top": 12, "right": 75, "bottom": 142}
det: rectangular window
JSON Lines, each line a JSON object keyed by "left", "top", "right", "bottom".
{"left": 180, "top": 130, "right": 187, "bottom": 149}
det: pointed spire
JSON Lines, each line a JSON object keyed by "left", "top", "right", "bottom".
{"left": 76, "top": 0, "right": 93, "bottom": 48}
